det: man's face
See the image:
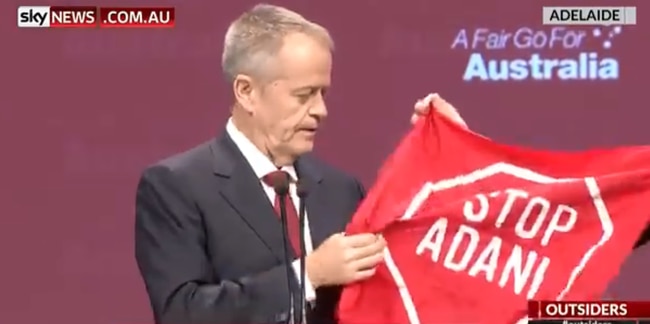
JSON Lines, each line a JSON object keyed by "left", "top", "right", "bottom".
{"left": 247, "top": 32, "right": 331, "bottom": 162}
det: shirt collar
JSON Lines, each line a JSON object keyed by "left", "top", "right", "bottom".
{"left": 226, "top": 118, "right": 298, "bottom": 181}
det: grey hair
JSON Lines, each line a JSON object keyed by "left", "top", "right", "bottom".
{"left": 221, "top": 3, "right": 334, "bottom": 83}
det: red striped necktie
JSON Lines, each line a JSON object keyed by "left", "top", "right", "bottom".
{"left": 262, "top": 170, "right": 302, "bottom": 256}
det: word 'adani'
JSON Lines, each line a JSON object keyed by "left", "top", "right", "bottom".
{"left": 415, "top": 188, "right": 578, "bottom": 299}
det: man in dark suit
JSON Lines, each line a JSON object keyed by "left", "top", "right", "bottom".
{"left": 134, "top": 4, "right": 467, "bottom": 324}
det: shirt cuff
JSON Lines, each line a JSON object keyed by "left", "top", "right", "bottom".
{"left": 291, "top": 259, "right": 316, "bottom": 302}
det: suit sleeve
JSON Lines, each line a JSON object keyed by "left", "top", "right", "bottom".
{"left": 307, "top": 176, "right": 368, "bottom": 324}
{"left": 135, "top": 166, "right": 294, "bottom": 324}
{"left": 353, "top": 178, "right": 367, "bottom": 203}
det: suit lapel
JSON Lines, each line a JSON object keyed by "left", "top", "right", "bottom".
{"left": 295, "top": 155, "right": 335, "bottom": 249}
{"left": 210, "top": 133, "right": 287, "bottom": 262}
{"left": 210, "top": 132, "right": 336, "bottom": 258}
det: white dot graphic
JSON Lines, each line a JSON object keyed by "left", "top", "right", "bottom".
{"left": 603, "top": 41, "right": 612, "bottom": 49}
{"left": 593, "top": 28, "right": 602, "bottom": 37}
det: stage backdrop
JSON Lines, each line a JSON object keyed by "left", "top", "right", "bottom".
{"left": 2, "top": 0, "right": 648, "bottom": 323}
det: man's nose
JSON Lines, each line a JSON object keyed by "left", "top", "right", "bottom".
{"left": 309, "top": 95, "right": 328, "bottom": 119}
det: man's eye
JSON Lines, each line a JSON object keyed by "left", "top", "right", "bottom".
{"left": 297, "top": 93, "right": 312, "bottom": 101}
{"left": 297, "top": 88, "right": 325, "bottom": 102}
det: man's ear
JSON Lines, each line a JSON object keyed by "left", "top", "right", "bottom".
{"left": 233, "top": 74, "right": 256, "bottom": 114}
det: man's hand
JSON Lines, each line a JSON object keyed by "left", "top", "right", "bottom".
{"left": 306, "top": 233, "right": 386, "bottom": 288}
{"left": 411, "top": 93, "right": 467, "bottom": 128}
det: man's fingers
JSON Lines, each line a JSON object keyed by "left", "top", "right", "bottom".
{"left": 424, "top": 93, "right": 439, "bottom": 105}
{"left": 344, "top": 233, "right": 379, "bottom": 248}
{"left": 414, "top": 99, "right": 427, "bottom": 112}
{"left": 441, "top": 106, "right": 467, "bottom": 127}
{"left": 350, "top": 237, "right": 385, "bottom": 259}
{"left": 410, "top": 113, "right": 420, "bottom": 125}
{"left": 352, "top": 268, "right": 377, "bottom": 282}
{"left": 430, "top": 96, "right": 468, "bottom": 127}
{"left": 415, "top": 93, "right": 438, "bottom": 113}
{"left": 351, "top": 250, "right": 384, "bottom": 270}
{"left": 413, "top": 92, "right": 468, "bottom": 128}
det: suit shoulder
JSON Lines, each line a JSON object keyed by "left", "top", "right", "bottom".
{"left": 302, "top": 154, "right": 364, "bottom": 189}
{"left": 140, "top": 139, "right": 214, "bottom": 180}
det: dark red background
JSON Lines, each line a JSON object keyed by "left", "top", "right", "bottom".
{"left": 2, "top": 0, "right": 648, "bottom": 323}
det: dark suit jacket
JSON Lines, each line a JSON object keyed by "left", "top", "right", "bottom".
{"left": 135, "top": 133, "right": 365, "bottom": 324}
{"left": 634, "top": 225, "right": 649, "bottom": 249}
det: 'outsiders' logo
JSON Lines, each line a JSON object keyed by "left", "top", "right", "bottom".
{"left": 451, "top": 26, "right": 622, "bottom": 82}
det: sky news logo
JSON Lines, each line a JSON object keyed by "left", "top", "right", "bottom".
{"left": 17, "top": 6, "right": 175, "bottom": 28}
{"left": 17, "top": 6, "right": 47, "bottom": 27}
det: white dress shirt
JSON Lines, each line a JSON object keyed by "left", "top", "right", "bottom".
{"left": 226, "top": 118, "right": 317, "bottom": 302}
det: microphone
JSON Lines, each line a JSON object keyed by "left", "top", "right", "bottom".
{"left": 267, "top": 173, "right": 296, "bottom": 323}
{"left": 296, "top": 180, "right": 310, "bottom": 324}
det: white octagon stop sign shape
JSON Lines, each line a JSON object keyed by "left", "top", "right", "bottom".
{"left": 381, "top": 162, "right": 614, "bottom": 324}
